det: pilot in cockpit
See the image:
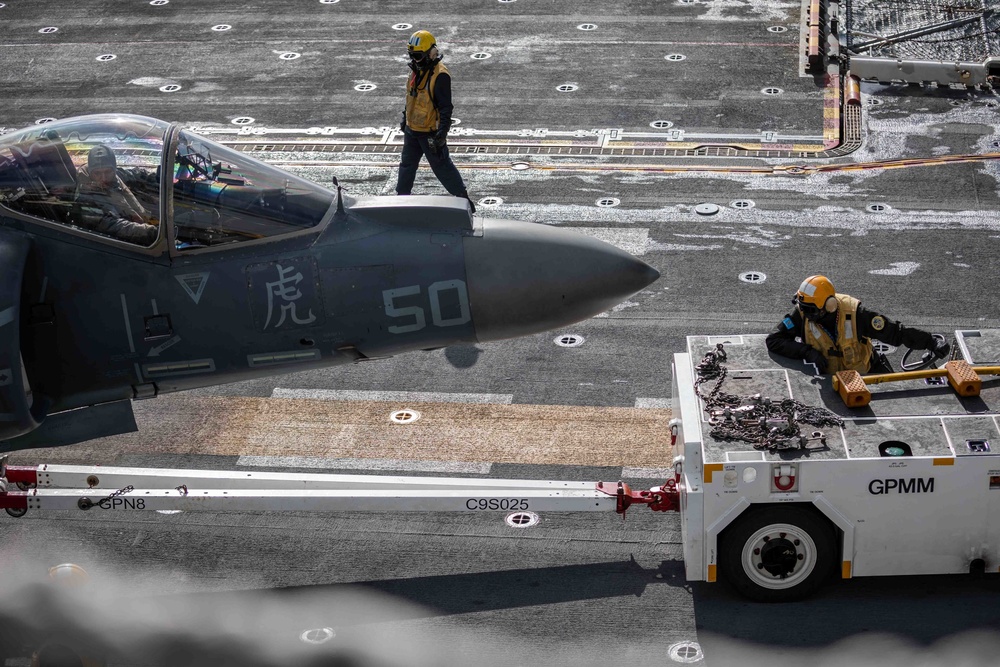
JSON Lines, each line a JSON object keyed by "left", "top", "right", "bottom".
{"left": 75, "top": 145, "right": 159, "bottom": 245}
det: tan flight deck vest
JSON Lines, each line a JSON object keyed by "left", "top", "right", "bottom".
{"left": 405, "top": 62, "right": 449, "bottom": 132}
{"left": 802, "top": 293, "right": 873, "bottom": 373}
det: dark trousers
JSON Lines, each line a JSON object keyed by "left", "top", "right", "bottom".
{"left": 395, "top": 130, "right": 468, "bottom": 196}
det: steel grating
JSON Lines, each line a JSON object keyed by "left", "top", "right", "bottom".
{"left": 847, "top": 0, "right": 1000, "bottom": 61}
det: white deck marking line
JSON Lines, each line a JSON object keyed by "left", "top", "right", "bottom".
{"left": 635, "top": 397, "right": 671, "bottom": 409}
{"left": 237, "top": 456, "right": 492, "bottom": 475}
{"left": 271, "top": 388, "right": 514, "bottom": 404}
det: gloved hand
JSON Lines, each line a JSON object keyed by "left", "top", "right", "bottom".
{"left": 433, "top": 128, "right": 449, "bottom": 150}
{"left": 426, "top": 135, "right": 440, "bottom": 156}
{"left": 399, "top": 119, "right": 407, "bottom": 133}
{"left": 931, "top": 337, "right": 951, "bottom": 360}
{"left": 804, "top": 348, "right": 828, "bottom": 374}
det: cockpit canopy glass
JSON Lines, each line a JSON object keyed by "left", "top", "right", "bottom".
{"left": 0, "top": 115, "right": 167, "bottom": 247}
{"left": 171, "top": 131, "right": 335, "bottom": 250}
{"left": 0, "top": 115, "right": 336, "bottom": 250}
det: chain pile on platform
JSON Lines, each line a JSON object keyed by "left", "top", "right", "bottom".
{"left": 694, "top": 344, "right": 843, "bottom": 451}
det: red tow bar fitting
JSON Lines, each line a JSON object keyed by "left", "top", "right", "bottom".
{"left": 0, "top": 490, "right": 28, "bottom": 512}
{"left": 595, "top": 477, "right": 680, "bottom": 518}
{"left": 0, "top": 458, "right": 33, "bottom": 513}
{"left": 2, "top": 465, "right": 38, "bottom": 486}
{"left": 649, "top": 478, "right": 680, "bottom": 512}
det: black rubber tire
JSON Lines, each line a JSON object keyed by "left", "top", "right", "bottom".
{"left": 719, "top": 505, "right": 837, "bottom": 602}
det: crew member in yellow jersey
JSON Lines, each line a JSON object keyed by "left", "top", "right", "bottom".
{"left": 395, "top": 30, "right": 475, "bottom": 213}
{"left": 766, "top": 274, "right": 949, "bottom": 374}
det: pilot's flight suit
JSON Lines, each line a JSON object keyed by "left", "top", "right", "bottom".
{"left": 75, "top": 165, "right": 157, "bottom": 245}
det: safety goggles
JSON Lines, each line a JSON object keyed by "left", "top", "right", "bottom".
{"left": 408, "top": 50, "right": 429, "bottom": 62}
{"left": 793, "top": 296, "right": 821, "bottom": 318}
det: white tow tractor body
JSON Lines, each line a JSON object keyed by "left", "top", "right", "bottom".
{"left": 672, "top": 330, "right": 1000, "bottom": 601}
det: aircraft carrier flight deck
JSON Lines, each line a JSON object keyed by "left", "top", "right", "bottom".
{"left": 2, "top": 0, "right": 1000, "bottom": 665}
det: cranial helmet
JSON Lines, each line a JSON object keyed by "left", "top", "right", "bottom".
{"left": 407, "top": 30, "right": 437, "bottom": 65}
{"left": 794, "top": 274, "right": 837, "bottom": 320}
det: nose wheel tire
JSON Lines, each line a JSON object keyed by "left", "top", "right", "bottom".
{"left": 720, "top": 506, "right": 836, "bottom": 602}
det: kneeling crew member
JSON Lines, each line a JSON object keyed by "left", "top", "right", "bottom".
{"left": 766, "top": 274, "right": 949, "bottom": 374}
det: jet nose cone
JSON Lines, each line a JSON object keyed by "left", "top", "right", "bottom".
{"left": 463, "top": 219, "right": 660, "bottom": 342}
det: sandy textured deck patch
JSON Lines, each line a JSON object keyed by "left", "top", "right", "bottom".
{"left": 10, "top": 395, "right": 673, "bottom": 468}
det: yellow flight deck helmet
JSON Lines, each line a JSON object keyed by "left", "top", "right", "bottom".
{"left": 407, "top": 30, "right": 437, "bottom": 63}
{"left": 794, "top": 274, "right": 837, "bottom": 319}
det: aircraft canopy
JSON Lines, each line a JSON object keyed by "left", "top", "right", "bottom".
{"left": 0, "top": 114, "right": 335, "bottom": 251}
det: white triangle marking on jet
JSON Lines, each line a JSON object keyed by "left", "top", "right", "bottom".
{"left": 175, "top": 272, "right": 210, "bottom": 305}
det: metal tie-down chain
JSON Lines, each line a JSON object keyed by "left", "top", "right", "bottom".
{"left": 78, "top": 484, "right": 135, "bottom": 510}
{"left": 694, "top": 343, "right": 843, "bottom": 451}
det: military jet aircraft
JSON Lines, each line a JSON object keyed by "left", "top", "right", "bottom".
{"left": 0, "top": 114, "right": 659, "bottom": 449}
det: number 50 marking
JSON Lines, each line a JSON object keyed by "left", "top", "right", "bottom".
{"left": 383, "top": 280, "right": 471, "bottom": 334}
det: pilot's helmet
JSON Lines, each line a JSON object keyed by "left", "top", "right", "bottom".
{"left": 87, "top": 144, "right": 117, "bottom": 172}
{"left": 407, "top": 30, "right": 437, "bottom": 65}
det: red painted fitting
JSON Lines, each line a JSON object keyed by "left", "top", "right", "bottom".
{"left": 774, "top": 472, "right": 796, "bottom": 491}
{"left": 3, "top": 465, "right": 38, "bottom": 486}
{"left": 0, "top": 492, "right": 27, "bottom": 511}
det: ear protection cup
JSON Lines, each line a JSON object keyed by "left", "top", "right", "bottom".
{"left": 824, "top": 296, "right": 837, "bottom": 312}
